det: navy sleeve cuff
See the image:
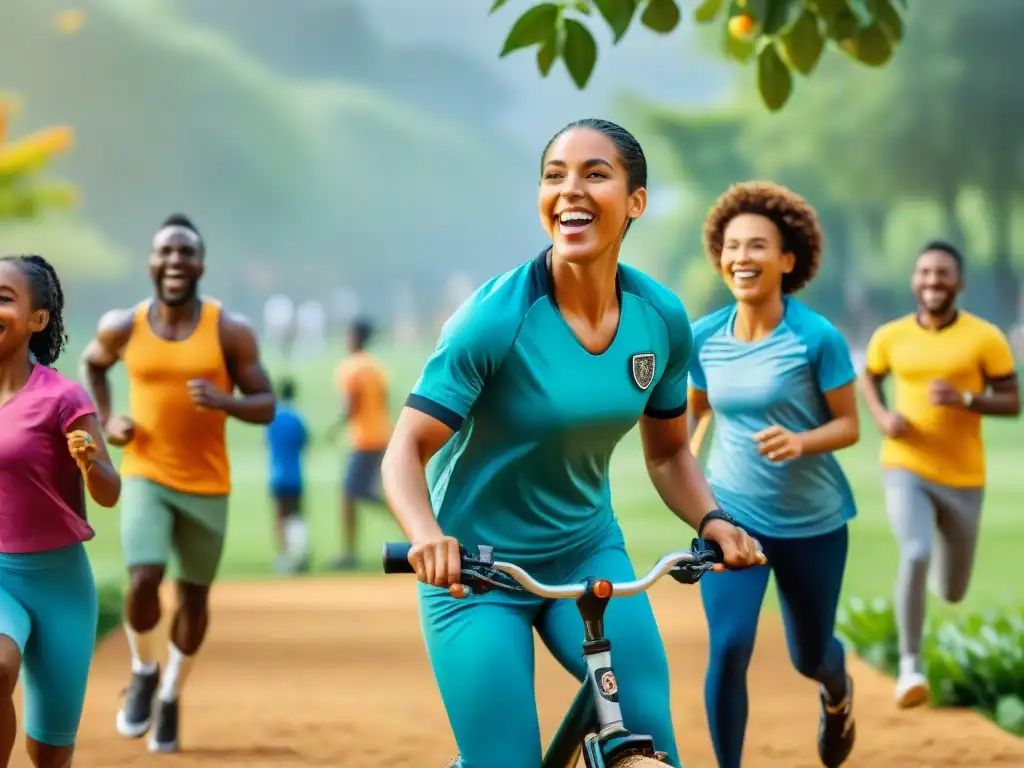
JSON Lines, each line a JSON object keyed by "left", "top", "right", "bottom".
{"left": 406, "top": 394, "right": 465, "bottom": 431}
{"left": 643, "top": 402, "right": 687, "bottom": 420}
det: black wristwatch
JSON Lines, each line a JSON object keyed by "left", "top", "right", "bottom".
{"left": 697, "top": 509, "right": 735, "bottom": 538}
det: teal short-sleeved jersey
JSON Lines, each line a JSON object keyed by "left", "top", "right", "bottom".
{"left": 408, "top": 251, "right": 693, "bottom": 567}
{"left": 688, "top": 298, "right": 857, "bottom": 538}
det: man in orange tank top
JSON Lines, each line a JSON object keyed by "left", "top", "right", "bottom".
{"left": 82, "top": 214, "right": 276, "bottom": 754}
{"left": 326, "top": 318, "right": 392, "bottom": 569}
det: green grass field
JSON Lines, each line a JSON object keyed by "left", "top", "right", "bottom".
{"left": 60, "top": 339, "right": 1023, "bottom": 613}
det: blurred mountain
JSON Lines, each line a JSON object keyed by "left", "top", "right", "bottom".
{"left": 0, "top": 0, "right": 540, "bottom": 319}
{"left": 173, "top": 0, "right": 512, "bottom": 139}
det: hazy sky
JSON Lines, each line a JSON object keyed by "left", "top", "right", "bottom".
{"left": 357, "top": 0, "right": 733, "bottom": 150}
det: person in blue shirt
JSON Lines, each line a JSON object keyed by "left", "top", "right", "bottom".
{"left": 381, "top": 119, "right": 765, "bottom": 768}
{"left": 265, "top": 378, "right": 310, "bottom": 574}
{"left": 688, "top": 181, "right": 861, "bottom": 768}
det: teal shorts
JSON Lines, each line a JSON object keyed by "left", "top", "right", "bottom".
{"left": 0, "top": 543, "right": 98, "bottom": 747}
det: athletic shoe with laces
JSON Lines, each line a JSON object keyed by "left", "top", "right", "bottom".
{"left": 148, "top": 698, "right": 180, "bottom": 753}
{"left": 818, "top": 676, "right": 855, "bottom": 768}
{"left": 115, "top": 666, "right": 160, "bottom": 738}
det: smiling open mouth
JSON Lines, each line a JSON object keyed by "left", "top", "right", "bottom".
{"left": 162, "top": 274, "right": 189, "bottom": 292}
{"left": 557, "top": 210, "right": 594, "bottom": 235}
{"left": 732, "top": 269, "right": 761, "bottom": 283}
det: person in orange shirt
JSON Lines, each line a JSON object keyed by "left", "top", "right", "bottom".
{"left": 858, "top": 240, "right": 1020, "bottom": 709}
{"left": 82, "top": 214, "right": 276, "bottom": 754}
{"left": 326, "top": 318, "right": 391, "bottom": 569}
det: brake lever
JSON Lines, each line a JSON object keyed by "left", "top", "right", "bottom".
{"left": 459, "top": 563, "right": 525, "bottom": 595}
{"left": 669, "top": 562, "right": 715, "bottom": 585}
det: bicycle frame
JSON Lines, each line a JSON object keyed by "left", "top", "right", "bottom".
{"left": 382, "top": 542, "right": 718, "bottom": 768}
{"left": 539, "top": 577, "right": 659, "bottom": 768}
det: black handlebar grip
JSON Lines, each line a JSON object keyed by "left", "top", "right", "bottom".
{"left": 382, "top": 542, "right": 415, "bottom": 574}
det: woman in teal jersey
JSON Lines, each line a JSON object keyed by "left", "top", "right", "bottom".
{"left": 382, "top": 119, "right": 764, "bottom": 768}
{"left": 688, "top": 182, "right": 861, "bottom": 768}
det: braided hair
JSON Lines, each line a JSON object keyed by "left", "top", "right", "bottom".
{"left": 0, "top": 254, "right": 68, "bottom": 365}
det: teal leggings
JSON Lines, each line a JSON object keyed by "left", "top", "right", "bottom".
{"left": 419, "top": 542, "right": 680, "bottom": 768}
{"left": 0, "top": 543, "right": 98, "bottom": 747}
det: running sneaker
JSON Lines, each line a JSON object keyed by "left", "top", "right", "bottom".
{"left": 895, "top": 671, "right": 930, "bottom": 709}
{"left": 818, "top": 676, "right": 855, "bottom": 768}
{"left": 115, "top": 666, "right": 160, "bottom": 738}
{"left": 148, "top": 698, "right": 180, "bottom": 753}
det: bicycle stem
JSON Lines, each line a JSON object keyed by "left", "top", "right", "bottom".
{"left": 577, "top": 579, "right": 628, "bottom": 738}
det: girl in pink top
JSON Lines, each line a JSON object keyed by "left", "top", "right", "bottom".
{"left": 0, "top": 254, "right": 120, "bottom": 768}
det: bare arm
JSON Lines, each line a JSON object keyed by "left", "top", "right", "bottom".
{"left": 67, "top": 413, "right": 121, "bottom": 507}
{"left": 640, "top": 413, "right": 765, "bottom": 567}
{"left": 857, "top": 370, "right": 894, "bottom": 433}
{"left": 799, "top": 383, "right": 860, "bottom": 455}
{"left": 326, "top": 389, "right": 360, "bottom": 439}
{"left": 640, "top": 413, "right": 719, "bottom": 531}
{"left": 382, "top": 408, "right": 451, "bottom": 544}
{"left": 686, "top": 387, "right": 711, "bottom": 441}
{"left": 381, "top": 407, "right": 463, "bottom": 588}
{"left": 80, "top": 309, "right": 134, "bottom": 427}
{"left": 967, "top": 374, "right": 1020, "bottom": 416}
{"left": 218, "top": 313, "right": 276, "bottom": 425}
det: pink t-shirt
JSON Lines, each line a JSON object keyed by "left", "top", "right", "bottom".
{"left": 0, "top": 364, "right": 97, "bottom": 553}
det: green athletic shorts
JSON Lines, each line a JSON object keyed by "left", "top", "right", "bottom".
{"left": 120, "top": 476, "right": 229, "bottom": 586}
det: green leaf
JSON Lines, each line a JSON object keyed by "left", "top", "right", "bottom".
{"left": 594, "top": 0, "right": 637, "bottom": 42}
{"left": 574, "top": 0, "right": 593, "bottom": 14}
{"left": 640, "top": 0, "right": 681, "bottom": 34}
{"left": 562, "top": 18, "right": 598, "bottom": 88}
{"left": 490, "top": 0, "right": 511, "bottom": 12}
{"left": 996, "top": 696, "right": 1024, "bottom": 736}
{"left": 870, "top": 0, "right": 904, "bottom": 42}
{"left": 844, "top": 0, "right": 874, "bottom": 27}
{"left": 823, "top": 9, "right": 859, "bottom": 41}
{"left": 812, "top": 0, "right": 849, "bottom": 21}
{"left": 763, "top": 0, "right": 804, "bottom": 35}
{"left": 738, "top": 0, "right": 767, "bottom": 22}
{"left": 756, "top": 41, "right": 793, "bottom": 111}
{"left": 779, "top": 9, "right": 824, "bottom": 74}
{"left": 537, "top": 36, "right": 558, "bottom": 75}
{"left": 844, "top": 20, "right": 892, "bottom": 66}
{"left": 500, "top": 3, "right": 561, "bottom": 56}
{"left": 693, "top": 0, "right": 723, "bottom": 23}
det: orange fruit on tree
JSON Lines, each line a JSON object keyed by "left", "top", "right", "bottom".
{"left": 728, "top": 14, "right": 757, "bottom": 40}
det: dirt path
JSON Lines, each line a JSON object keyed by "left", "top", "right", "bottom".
{"left": 13, "top": 577, "right": 1022, "bottom": 767}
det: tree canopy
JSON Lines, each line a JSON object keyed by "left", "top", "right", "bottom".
{"left": 619, "top": 0, "right": 1024, "bottom": 327}
{"left": 490, "top": 0, "right": 908, "bottom": 111}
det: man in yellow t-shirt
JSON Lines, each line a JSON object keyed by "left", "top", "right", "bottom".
{"left": 327, "top": 318, "right": 391, "bottom": 569}
{"left": 859, "top": 240, "right": 1020, "bottom": 710}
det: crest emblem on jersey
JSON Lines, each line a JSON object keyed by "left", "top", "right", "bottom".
{"left": 630, "top": 353, "right": 656, "bottom": 391}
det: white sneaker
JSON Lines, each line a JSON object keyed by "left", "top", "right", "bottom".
{"left": 895, "top": 672, "right": 930, "bottom": 709}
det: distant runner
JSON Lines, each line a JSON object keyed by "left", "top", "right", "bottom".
{"left": 859, "top": 240, "right": 1020, "bottom": 708}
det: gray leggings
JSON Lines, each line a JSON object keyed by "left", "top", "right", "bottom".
{"left": 883, "top": 468, "right": 984, "bottom": 656}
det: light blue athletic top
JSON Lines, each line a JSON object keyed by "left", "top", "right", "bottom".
{"left": 689, "top": 298, "right": 857, "bottom": 538}
{"left": 407, "top": 250, "right": 693, "bottom": 566}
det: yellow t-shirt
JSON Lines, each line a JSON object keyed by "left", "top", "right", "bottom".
{"left": 864, "top": 311, "right": 1016, "bottom": 487}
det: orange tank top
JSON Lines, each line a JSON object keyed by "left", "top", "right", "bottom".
{"left": 120, "top": 299, "right": 232, "bottom": 495}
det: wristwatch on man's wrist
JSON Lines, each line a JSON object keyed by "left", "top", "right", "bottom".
{"left": 961, "top": 391, "right": 975, "bottom": 409}
{"left": 698, "top": 509, "right": 735, "bottom": 538}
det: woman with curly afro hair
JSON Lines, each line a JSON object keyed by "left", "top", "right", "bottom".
{"left": 0, "top": 254, "right": 121, "bottom": 768}
{"left": 687, "top": 182, "right": 861, "bottom": 768}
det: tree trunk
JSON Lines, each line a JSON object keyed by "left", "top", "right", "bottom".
{"left": 989, "top": 187, "right": 1018, "bottom": 328}
{"left": 939, "top": 186, "right": 966, "bottom": 250}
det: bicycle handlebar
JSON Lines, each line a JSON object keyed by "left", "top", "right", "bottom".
{"left": 381, "top": 539, "right": 723, "bottom": 599}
